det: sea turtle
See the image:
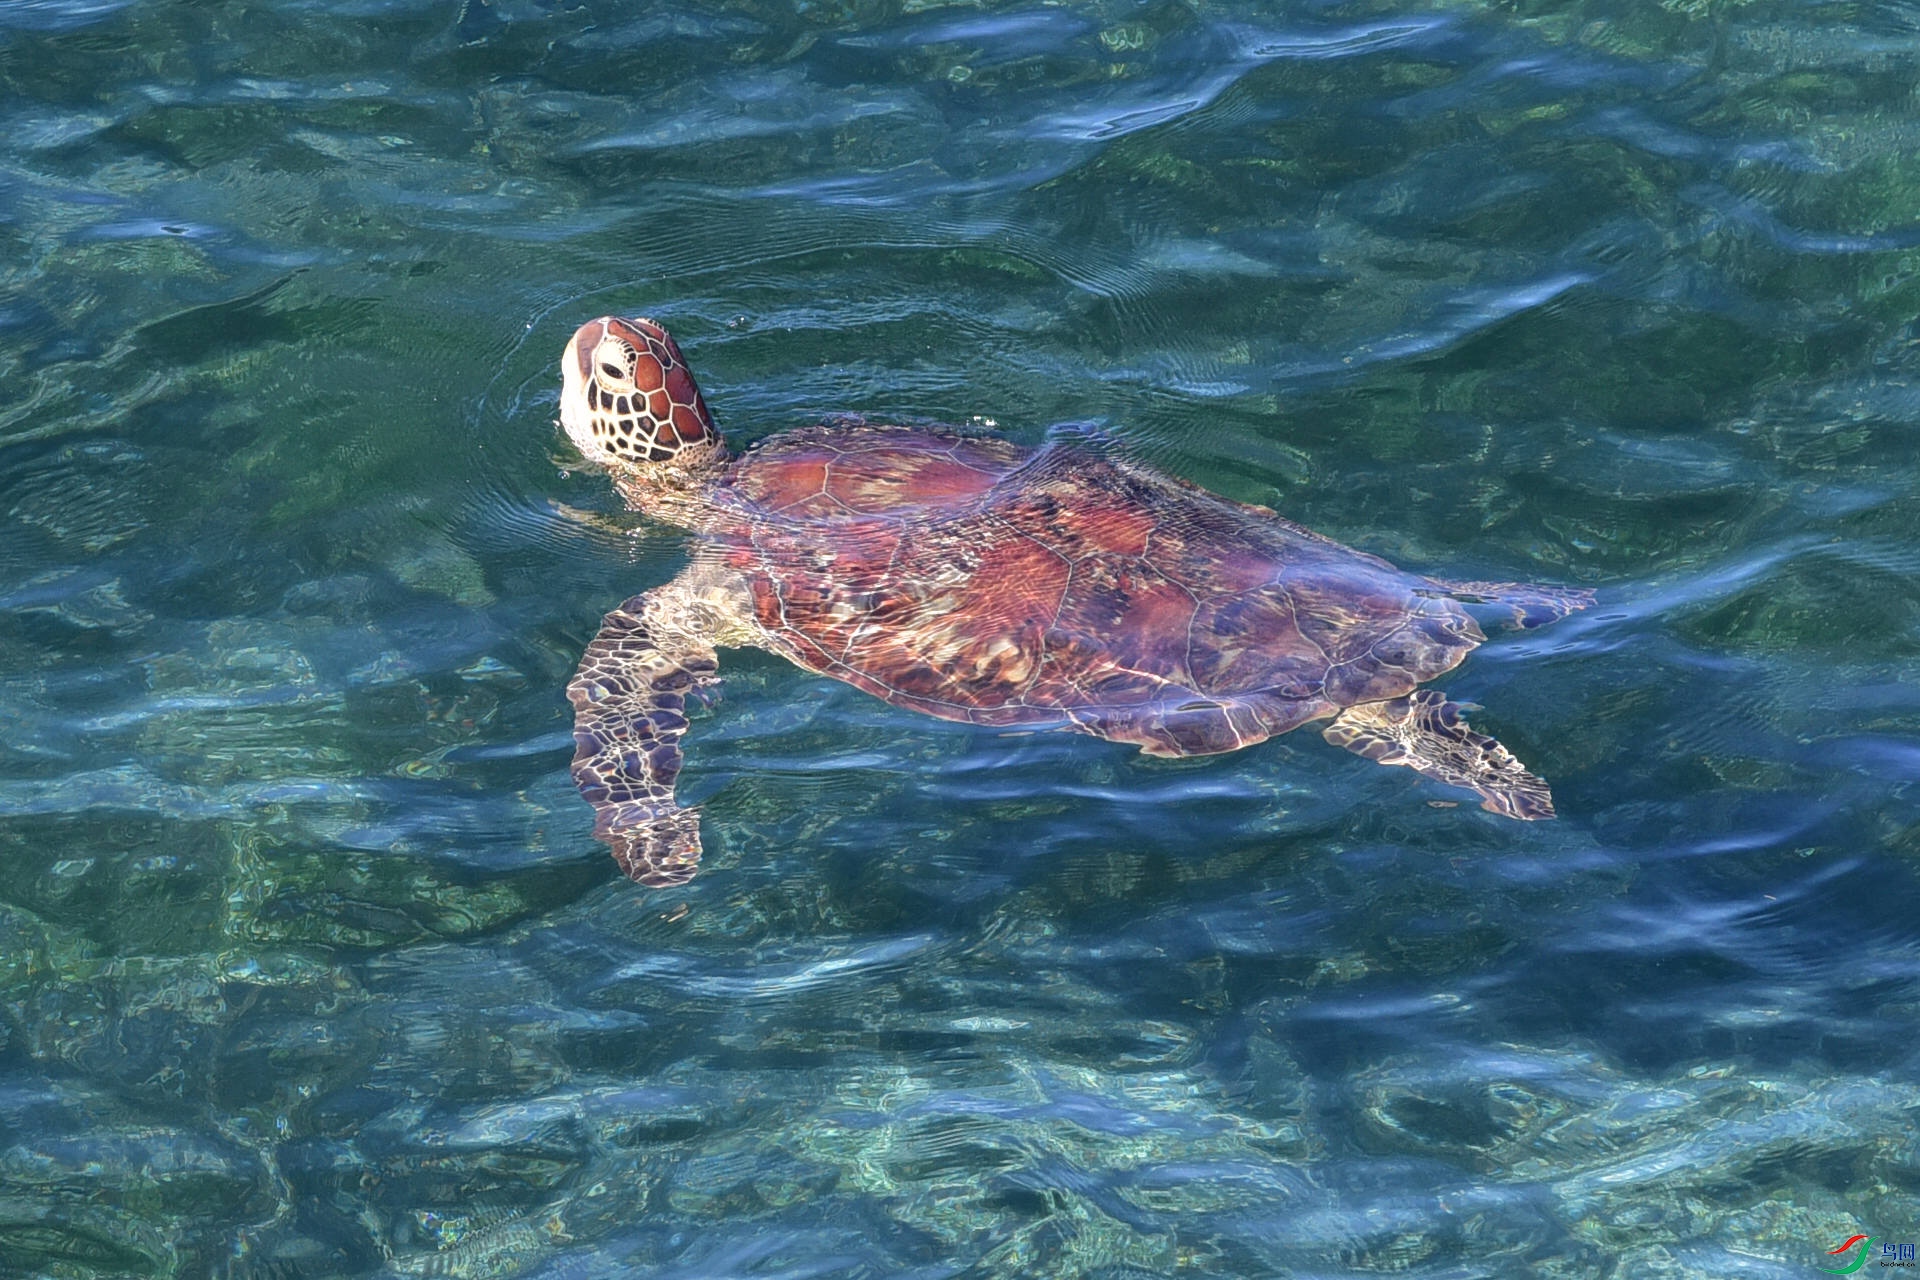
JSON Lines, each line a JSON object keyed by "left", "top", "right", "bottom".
{"left": 557, "top": 315, "right": 1593, "bottom": 886}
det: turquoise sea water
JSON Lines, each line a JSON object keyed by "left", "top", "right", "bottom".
{"left": 3, "top": 0, "right": 1919, "bottom": 1275}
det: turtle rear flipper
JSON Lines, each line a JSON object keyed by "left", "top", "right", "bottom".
{"left": 1323, "top": 690, "right": 1555, "bottom": 820}
{"left": 568, "top": 586, "right": 721, "bottom": 886}
{"left": 1424, "top": 579, "right": 1595, "bottom": 629}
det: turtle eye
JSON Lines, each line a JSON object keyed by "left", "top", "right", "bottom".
{"left": 592, "top": 336, "right": 638, "bottom": 389}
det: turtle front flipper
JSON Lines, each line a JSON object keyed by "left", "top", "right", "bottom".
{"left": 1322, "top": 690, "right": 1555, "bottom": 820}
{"left": 568, "top": 583, "right": 724, "bottom": 886}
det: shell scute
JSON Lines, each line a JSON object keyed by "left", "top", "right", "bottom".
{"left": 1048, "top": 559, "right": 1197, "bottom": 686}
{"left": 727, "top": 432, "right": 1021, "bottom": 518}
{"left": 990, "top": 481, "right": 1156, "bottom": 562}
{"left": 839, "top": 527, "right": 1065, "bottom": 704}
{"left": 1188, "top": 592, "right": 1322, "bottom": 697}
{"left": 964, "top": 530, "right": 1071, "bottom": 620}
{"left": 1062, "top": 503, "right": 1155, "bottom": 559}
{"left": 1149, "top": 522, "right": 1284, "bottom": 596}
{"left": 827, "top": 453, "right": 1004, "bottom": 513}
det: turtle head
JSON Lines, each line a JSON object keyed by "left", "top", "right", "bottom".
{"left": 560, "top": 316, "right": 727, "bottom": 477}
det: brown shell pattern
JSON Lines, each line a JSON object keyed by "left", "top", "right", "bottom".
{"left": 712, "top": 427, "right": 1485, "bottom": 757}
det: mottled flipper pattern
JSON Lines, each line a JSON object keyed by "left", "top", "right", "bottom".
{"left": 1426, "top": 579, "right": 1595, "bottom": 629}
{"left": 568, "top": 590, "right": 718, "bottom": 886}
{"left": 1322, "top": 689, "right": 1554, "bottom": 820}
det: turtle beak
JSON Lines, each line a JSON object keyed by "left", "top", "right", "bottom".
{"left": 559, "top": 318, "right": 611, "bottom": 456}
{"left": 566, "top": 317, "right": 610, "bottom": 386}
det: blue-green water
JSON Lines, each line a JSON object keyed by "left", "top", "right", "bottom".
{"left": 3, "top": 0, "right": 1919, "bottom": 1275}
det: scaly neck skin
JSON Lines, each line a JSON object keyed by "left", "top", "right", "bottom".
{"left": 608, "top": 446, "right": 735, "bottom": 531}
